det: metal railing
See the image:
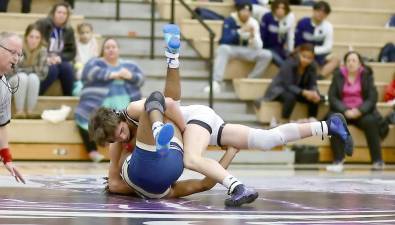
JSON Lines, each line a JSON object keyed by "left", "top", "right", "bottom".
{"left": 173, "top": 0, "right": 216, "bottom": 108}
{"left": 100, "top": 0, "right": 121, "bottom": 20}
{"left": 101, "top": 0, "right": 216, "bottom": 107}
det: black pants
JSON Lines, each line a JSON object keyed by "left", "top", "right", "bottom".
{"left": 78, "top": 126, "right": 98, "bottom": 153}
{"left": 276, "top": 91, "right": 319, "bottom": 119}
{"left": 0, "top": 0, "right": 31, "bottom": 13}
{"left": 329, "top": 112, "right": 383, "bottom": 163}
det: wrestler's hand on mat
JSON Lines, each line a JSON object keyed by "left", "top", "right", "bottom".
{"left": 4, "top": 162, "right": 25, "bottom": 184}
{"left": 103, "top": 177, "right": 110, "bottom": 193}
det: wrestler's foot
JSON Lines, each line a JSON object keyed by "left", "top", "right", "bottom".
{"left": 155, "top": 123, "right": 175, "bottom": 151}
{"left": 225, "top": 184, "right": 259, "bottom": 207}
{"left": 326, "top": 113, "right": 354, "bottom": 156}
{"left": 163, "top": 24, "right": 180, "bottom": 55}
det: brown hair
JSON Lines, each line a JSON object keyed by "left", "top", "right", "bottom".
{"left": 77, "top": 22, "right": 93, "bottom": 34}
{"left": 89, "top": 107, "right": 122, "bottom": 146}
{"left": 343, "top": 51, "right": 366, "bottom": 68}
{"left": 99, "top": 37, "right": 118, "bottom": 57}
{"left": 271, "top": 0, "right": 291, "bottom": 15}
{"left": 313, "top": 1, "right": 331, "bottom": 15}
{"left": 48, "top": 2, "right": 72, "bottom": 27}
{"left": 291, "top": 43, "right": 315, "bottom": 58}
{"left": 23, "top": 23, "right": 45, "bottom": 66}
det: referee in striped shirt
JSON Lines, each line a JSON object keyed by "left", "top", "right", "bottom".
{"left": 0, "top": 32, "right": 25, "bottom": 183}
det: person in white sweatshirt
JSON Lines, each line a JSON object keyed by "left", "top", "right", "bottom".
{"left": 204, "top": 0, "right": 272, "bottom": 93}
{"left": 73, "top": 22, "right": 98, "bottom": 96}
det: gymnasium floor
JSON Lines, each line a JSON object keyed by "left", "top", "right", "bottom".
{"left": 1, "top": 162, "right": 395, "bottom": 224}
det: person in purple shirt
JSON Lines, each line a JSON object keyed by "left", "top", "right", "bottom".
{"left": 294, "top": 1, "right": 339, "bottom": 79}
{"left": 260, "top": 0, "right": 295, "bottom": 66}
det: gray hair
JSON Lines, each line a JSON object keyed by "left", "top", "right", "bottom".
{"left": 0, "top": 32, "right": 19, "bottom": 45}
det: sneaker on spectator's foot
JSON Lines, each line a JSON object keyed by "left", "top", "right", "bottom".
{"left": 372, "top": 161, "right": 385, "bottom": 171}
{"left": 326, "top": 113, "right": 354, "bottom": 156}
{"left": 89, "top": 151, "right": 105, "bottom": 163}
{"left": 203, "top": 81, "right": 221, "bottom": 93}
{"left": 326, "top": 160, "right": 344, "bottom": 173}
{"left": 224, "top": 184, "right": 259, "bottom": 207}
{"left": 155, "top": 123, "right": 174, "bottom": 152}
{"left": 163, "top": 24, "right": 180, "bottom": 55}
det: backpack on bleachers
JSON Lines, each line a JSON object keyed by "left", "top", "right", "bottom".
{"left": 193, "top": 7, "right": 225, "bottom": 20}
{"left": 378, "top": 42, "right": 395, "bottom": 62}
{"left": 386, "top": 14, "right": 395, "bottom": 27}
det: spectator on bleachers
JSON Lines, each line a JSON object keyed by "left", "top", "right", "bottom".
{"left": 294, "top": 1, "right": 339, "bottom": 79}
{"left": 260, "top": 0, "right": 295, "bottom": 66}
{"left": 326, "top": 51, "right": 385, "bottom": 172}
{"left": 385, "top": 14, "right": 395, "bottom": 28}
{"left": 75, "top": 38, "right": 144, "bottom": 162}
{"left": 73, "top": 22, "right": 99, "bottom": 96}
{"left": 0, "top": 0, "right": 31, "bottom": 13}
{"left": 249, "top": 0, "right": 270, "bottom": 21}
{"left": 204, "top": 0, "right": 272, "bottom": 93}
{"left": 258, "top": 43, "right": 321, "bottom": 123}
{"left": 9, "top": 24, "right": 48, "bottom": 119}
{"left": 384, "top": 72, "right": 395, "bottom": 104}
{"left": 36, "top": 2, "right": 76, "bottom": 96}
{"left": 384, "top": 72, "right": 395, "bottom": 126}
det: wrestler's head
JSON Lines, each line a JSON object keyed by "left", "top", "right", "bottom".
{"left": 89, "top": 107, "right": 131, "bottom": 146}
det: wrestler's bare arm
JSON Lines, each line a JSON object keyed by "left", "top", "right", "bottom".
{"left": 165, "top": 147, "right": 239, "bottom": 198}
{"left": 126, "top": 98, "right": 185, "bottom": 132}
{"left": 107, "top": 142, "right": 136, "bottom": 195}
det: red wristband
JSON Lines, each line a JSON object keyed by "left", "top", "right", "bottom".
{"left": 0, "top": 147, "right": 12, "bottom": 164}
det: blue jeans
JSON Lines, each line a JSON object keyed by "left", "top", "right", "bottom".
{"left": 268, "top": 48, "right": 287, "bottom": 67}
{"left": 40, "top": 61, "right": 74, "bottom": 96}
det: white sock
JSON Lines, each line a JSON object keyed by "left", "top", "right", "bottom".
{"left": 310, "top": 121, "right": 328, "bottom": 140}
{"left": 152, "top": 121, "right": 164, "bottom": 139}
{"left": 165, "top": 51, "right": 179, "bottom": 69}
{"left": 222, "top": 175, "right": 242, "bottom": 195}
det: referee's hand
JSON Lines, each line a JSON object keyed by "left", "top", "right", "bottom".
{"left": 4, "top": 162, "right": 25, "bottom": 184}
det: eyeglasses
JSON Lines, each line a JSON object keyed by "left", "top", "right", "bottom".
{"left": 0, "top": 44, "right": 24, "bottom": 60}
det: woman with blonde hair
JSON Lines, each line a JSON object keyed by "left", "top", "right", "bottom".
{"left": 9, "top": 23, "right": 48, "bottom": 118}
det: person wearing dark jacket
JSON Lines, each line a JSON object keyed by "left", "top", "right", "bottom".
{"left": 257, "top": 43, "right": 321, "bottom": 123}
{"left": 36, "top": 2, "right": 76, "bottom": 96}
{"left": 326, "top": 51, "right": 385, "bottom": 172}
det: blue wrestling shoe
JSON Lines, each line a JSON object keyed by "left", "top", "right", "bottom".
{"left": 326, "top": 113, "right": 354, "bottom": 156}
{"left": 163, "top": 24, "right": 180, "bottom": 54}
{"left": 225, "top": 184, "right": 259, "bottom": 207}
{"left": 155, "top": 123, "right": 175, "bottom": 152}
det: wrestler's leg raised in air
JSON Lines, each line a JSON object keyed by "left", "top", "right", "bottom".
{"left": 162, "top": 24, "right": 258, "bottom": 207}
{"left": 163, "top": 24, "right": 181, "bottom": 101}
{"left": 139, "top": 91, "right": 175, "bottom": 149}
